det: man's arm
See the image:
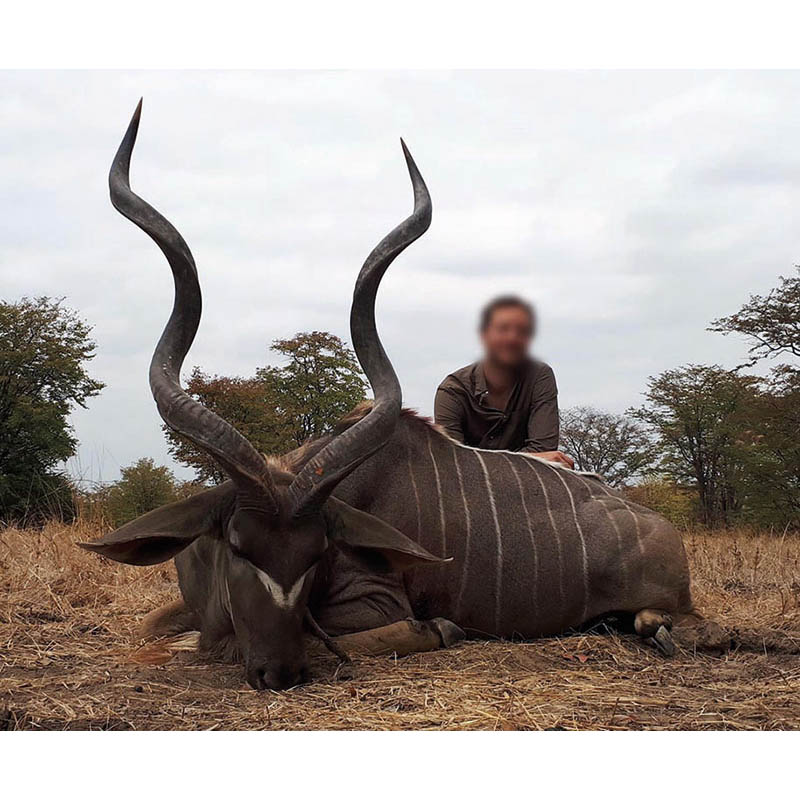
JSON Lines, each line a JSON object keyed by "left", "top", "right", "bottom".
{"left": 434, "top": 388, "right": 466, "bottom": 444}
{"left": 524, "top": 365, "right": 575, "bottom": 469}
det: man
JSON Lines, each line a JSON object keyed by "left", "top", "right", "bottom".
{"left": 434, "top": 295, "right": 574, "bottom": 468}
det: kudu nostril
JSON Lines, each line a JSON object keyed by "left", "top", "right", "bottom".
{"left": 247, "top": 665, "right": 305, "bottom": 691}
{"left": 278, "top": 666, "right": 304, "bottom": 689}
{"left": 246, "top": 667, "right": 267, "bottom": 691}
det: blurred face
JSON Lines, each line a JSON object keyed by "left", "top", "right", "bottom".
{"left": 481, "top": 304, "right": 533, "bottom": 369}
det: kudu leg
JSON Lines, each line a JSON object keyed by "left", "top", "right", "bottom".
{"left": 633, "top": 609, "right": 732, "bottom": 655}
{"left": 138, "top": 599, "right": 199, "bottom": 639}
{"left": 332, "top": 618, "right": 465, "bottom": 657}
{"left": 634, "top": 609, "right": 676, "bottom": 657}
{"left": 129, "top": 599, "right": 202, "bottom": 666}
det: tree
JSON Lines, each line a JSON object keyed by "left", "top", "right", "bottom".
{"left": 261, "top": 331, "right": 368, "bottom": 445}
{"left": 105, "top": 458, "right": 178, "bottom": 526}
{"left": 631, "top": 365, "right": 760, "bottom": 528}
{"left": 709, "top": 268, "right": 800, "bottom": 362}
{"left": 727, "top": 377, "right": 800, "bottom": 527}
{"left": 165, "top": 331, "right": 367, "bottom": 483}
{"left": 709, "top": 271, "right": 800, "bottom": 528}
{"left": 0, "top": 297, "right": 104, "bottom": 522}
{"left": 559, "top": 406, "right": 654, "bottom": 487}
{"left": 623, "top": 478, "right": 694, "bottom": 530}
{"left": 164, "top": 368, "right": 293, "bottom": 484}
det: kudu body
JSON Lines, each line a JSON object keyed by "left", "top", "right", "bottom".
{"left": 307, "top": 408, "right": 695, "bottom": 641}
{"left": 84, "top": 103, "right": 721, "bottom": 691}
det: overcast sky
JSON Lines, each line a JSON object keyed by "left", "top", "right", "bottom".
{"left": 2, "top": 71, "right": 798, "bottom": 483}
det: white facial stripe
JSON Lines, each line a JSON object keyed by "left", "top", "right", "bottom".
{"left": 252, "top": 565, "right": 311, "bottom": 610}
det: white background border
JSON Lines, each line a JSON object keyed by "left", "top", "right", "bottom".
{"left": 3, "top": 0, "right": 800, "bottom": 793}
{"left": 3, "top": 1, "right": 800, "bottom": 68}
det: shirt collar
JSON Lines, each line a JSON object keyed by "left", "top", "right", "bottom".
{"left": 473, "top": 358, "right": 532, "bottom": 402}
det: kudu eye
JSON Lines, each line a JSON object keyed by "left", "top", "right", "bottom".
{"left": 228, "top": 529, "right": 247, "bottom": 559}
{"left": 229, "top": 542, "right": 245, "bottom": 560}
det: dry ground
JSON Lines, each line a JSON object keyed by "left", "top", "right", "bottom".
{"left": 1, "top": 521, "right": 799, "bottom": 730}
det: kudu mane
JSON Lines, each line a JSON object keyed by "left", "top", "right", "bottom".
{"left": 277, "top": 403, "right": 605, "bottom": 486}
{"left": 272, "top": 403, "right": 417, "bottom": 475}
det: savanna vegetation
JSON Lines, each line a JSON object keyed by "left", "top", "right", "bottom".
{"left": 564, "top": 268, "right": 800, "bottom": 531}
{"left": 2, "top": 271, "right": 799, "bottom": 532}
{"left": 0, "top": 297, "right": 103, "bottom": 524}
{"left": 1, "top": 321, "right": 367, "bottom": 525}
{"left": 162, "top": 331, "right": 366, "bottom": 485}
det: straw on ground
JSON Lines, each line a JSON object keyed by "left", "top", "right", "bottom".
{"left": 1, "top": 521, "right": 799, "bottom": 730}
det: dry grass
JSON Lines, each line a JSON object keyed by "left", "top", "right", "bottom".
{"left": 1, "top": 521, "right": 800, "bottom": 730}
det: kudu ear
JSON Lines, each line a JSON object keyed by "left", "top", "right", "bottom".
{"left": 322, "top": 497, "right": 449, "bottom": 572}
{"left": 79, "top": 483, "right": 235, "bottom": 566}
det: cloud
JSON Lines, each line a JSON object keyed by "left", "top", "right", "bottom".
{"left": 2, "top": 70, "right": 798, "bottom": 482}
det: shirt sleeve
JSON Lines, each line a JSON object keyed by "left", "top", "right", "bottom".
{"left": 434, "top": 386, "right": 466, "bottom": 444}
{"left": 524, "top": 364, "right": 560, "bottom": 452}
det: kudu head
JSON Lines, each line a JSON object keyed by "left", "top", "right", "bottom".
{"left": 81, "top": 101, "right": 439, "bottom": 690}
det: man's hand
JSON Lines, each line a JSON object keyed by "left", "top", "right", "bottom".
{"left": 533, "top": 450, "right": 575, "bottom": 469}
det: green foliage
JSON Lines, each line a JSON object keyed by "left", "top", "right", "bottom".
{"left": 164, "top": 368, "right": 293, "bottom": 485}
{"left": 631, "top": 269, "right": 800, "bottom": 530}
{"left": 623, "top": 478, "right": 695, "bottom": 530}
{"left": 631, "top": 365, "right": 760, "bottom": 528}
{"left": 0, "top": 297, "right": 103, "bottom": 523}
{"left": 708, "top": 272, "right": 800, "bottom": 529}
{"left": 165, "top": 331, "right": 367, "bottom": 483}
{"left": 559, "top": 406, "right": 654, "bottom": 487}
{"left": 261, "top": 331, "right": 368, "bottom": 446}
{"left": 724, "top": 367, "right": 800, "bottom": 529}
{"left": 709, "top": 268, "right": 800, "bottom": 362}
{"left": 105, "top": 458, "right": 179, "bottom": 526}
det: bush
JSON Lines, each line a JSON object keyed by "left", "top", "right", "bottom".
{"left": 104, "top": 458, "right": 179, "bottom": 527}
{"left": 624, "top": 478, "right": 695, "bottom": 530}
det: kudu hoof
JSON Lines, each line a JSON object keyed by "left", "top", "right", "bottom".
{"left": 647, "top": 624, "right": 676, "bottom": 657}
{"left": 429, "top": 617, "right": 467, "bottom": 648}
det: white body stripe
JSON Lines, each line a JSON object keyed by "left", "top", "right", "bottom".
{"left": 453, "top": 448, "right": 472, "bottom": 617}
{"left": 426, "top": 428, "right": 447, "bottom": 556}
{"left": 502, "top": 454, "right": 538, "bottom": 616}
{"left": 578, "top": 476, "right": 629, "bottom": 591}
{"left": 475, "top": 450, "right": 503, "bottom": 631}
{"left": 406, "top": 429, "right": 422, "bottom": 537}
{"left": 252, "top": 565, "right": 310, "bottom": 610}
{"left": 522, "top": 457, "right": 565, "bottom": 610}
{"left": 550, "top": 468, "right": 590, "bottom": 621}
{"left": 223, "top": 576, "right": 233, "bottom": 619}
{"left": 594, "top": 480, "right": 645, "bottom": 557}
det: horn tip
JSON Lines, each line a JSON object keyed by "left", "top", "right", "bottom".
{"left": 399, "top": 138, "right": 419, "bottom": 175}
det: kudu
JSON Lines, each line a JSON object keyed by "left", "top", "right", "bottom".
{"left": 83, "top": 102, "right": 725, "bottom": 690}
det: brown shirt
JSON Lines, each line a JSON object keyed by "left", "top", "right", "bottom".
{"left": 434, "top": 359, "right": 559, "bottom": 452}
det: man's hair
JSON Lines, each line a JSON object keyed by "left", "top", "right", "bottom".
{"left": 479, "top": 295, "right": 536, "bottom": 333}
